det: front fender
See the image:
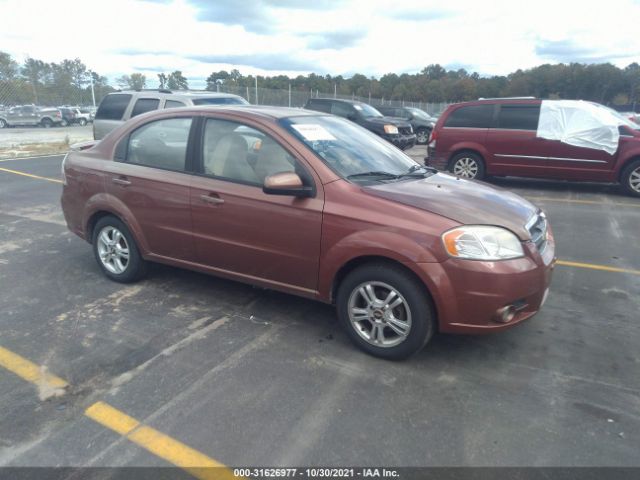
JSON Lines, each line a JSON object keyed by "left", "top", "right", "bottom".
{"left": 318, "top": 229, "right": 440, "bottom": 302}
{"left": 83, "top": 193, "right": 150, "bottom": 255}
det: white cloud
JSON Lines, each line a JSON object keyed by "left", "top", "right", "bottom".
{"left": 0, "top": 0, "right": 639, "bottom": 86}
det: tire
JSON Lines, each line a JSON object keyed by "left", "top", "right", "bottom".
{"left": 336, "top": 263, "right": 435, "bottom": 360}
{"left": 621, "top": 159, "right": 640, "bottom": 197}
{"left": 40, "top": 118, "right": 53, "bottom": 128}
{"left": 416, "top": 127, "right": 431, "bottom": 145}
{"left": 0, "top": 119, "right": 7, "bottom": 129}
{"left": 449, "top": 151, "right": 485, "bottom": 180}
{"left": 60, "top": 119, "right": 69, "bottom": 127}
{"left": 92, "top": 215, "right": 148, "bottom": 283}
{"left": 78, "top": 118, "right": 87, "bottom": 126}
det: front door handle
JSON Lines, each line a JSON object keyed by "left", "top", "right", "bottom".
{"left": 112, "top": 177, "right": 131, "bottom": 186}
{"left": 200, "top": 194, "right": 224, "bottom": 205}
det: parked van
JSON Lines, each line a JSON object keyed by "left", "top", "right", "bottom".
{"left": 427, "top": 98, "right": 640, "bottom": 196}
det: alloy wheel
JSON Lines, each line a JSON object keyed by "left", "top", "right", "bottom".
{"left": 452, "top": 157, "right": 479, "bottom": 178}
{"left": 347, "top": 281, "right": 412, "bottom": 348}
{"left": 629, "top": 166, "right": 640, "bottom": 193}
{"left": 96, "top": 226, "right": 130, "bottom": 274}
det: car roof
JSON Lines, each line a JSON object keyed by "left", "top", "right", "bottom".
{"left": 191, "top": 105, "right": 326, "bottom": 119}
{"left": 113, "top": 90, "right": 242, "bottom": 98}
{"left": 450, "top": 97, "right": 541, "bottom": 107}
{"left": 309, "top": 97, "right": 370, "bottom": 107}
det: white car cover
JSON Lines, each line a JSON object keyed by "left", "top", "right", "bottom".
{"left": 537, "top": 100, "right": 626, "bottom": 155}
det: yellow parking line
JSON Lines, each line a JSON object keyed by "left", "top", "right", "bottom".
{"left": 85, "top": 402, "right": 237, "bottom": 480}
{"left": 0, "top": 166, "right": 62, "bottom": 184}
{"left": 527, "top": 196, "right": 640, "bottom": 208}
{"left": 557, "top": 260, "right": 640, "bottom": 275}
{"left": 0, "top": 345, "right": 237, "bottom": 480}
{"left": 0, "top": 345, "right": 68, "bottom": 389}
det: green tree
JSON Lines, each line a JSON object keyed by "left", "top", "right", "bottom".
{"left": 0, "top": 51, "right": 18, "bottom": 81}
{"left": 116, "top": 73, "right": 146, "bottom": 90}
{"left": 166, "top": 71, "right": 188, "bottom": 90}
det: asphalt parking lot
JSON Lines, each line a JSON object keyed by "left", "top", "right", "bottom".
{"left": 0, "top": 151, "right": 639, "bottom": 474}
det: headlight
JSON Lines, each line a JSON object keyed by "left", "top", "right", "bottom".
{"left": 442, "top": 226, "right": 524, "bottom": 260}
{"left": 383, "top": 124, "right": 399, "bottom": 134}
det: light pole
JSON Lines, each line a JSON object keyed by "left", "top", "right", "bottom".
{"left": 88, "top": 70, "right": 96, "bottom": 107}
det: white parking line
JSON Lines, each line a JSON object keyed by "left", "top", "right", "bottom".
{"left": 0, "top": 154, "right": 66, "bottom": 163}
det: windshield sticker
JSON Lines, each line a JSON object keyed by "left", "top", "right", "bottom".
{"left": 292, "top": 124, "right": 337, "bottom": 141}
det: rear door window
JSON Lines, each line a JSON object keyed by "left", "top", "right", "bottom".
{"left": 164, "top": 100, "right": 186, "bottom": 109}
{"left": 307, "top": 100, "right": 331, "bottom": 113}
{"left": 95, "top": 94, "right": 132, "bottom": 120}
{"left": 331, "top": 102, "right": 355, "bottom": 118}
{"left": 126, "top": 117, "right": 192, "bottom": 171}
{"left": 497, "top": 105, "right": 541, "bottom": 130}
{"left": 131, "top": 98, "right": 160, "bottom": 118}
{"left": 444, "top": 105, "right": 494, "bottom": 128}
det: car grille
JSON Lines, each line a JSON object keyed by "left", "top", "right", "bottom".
{"left": 527, "top": 213, "right": 548, "bottom": 252}
{"left": 399, "top": 126, "right": 413, "bottom": 135}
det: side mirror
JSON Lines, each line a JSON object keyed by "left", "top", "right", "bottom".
{"left": 263, "top": 172, "right": 313, "bottom": 197}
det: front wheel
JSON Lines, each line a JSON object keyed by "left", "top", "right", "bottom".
{"left": 78, "top": 118, "right": 87, "bottom": 126}
{"left": 449, "top": 151, "right": 485, "bottom": 180}
{"left": 40, "top": 118, "right": 53, "bottom": 128}
{"left": 621, "top": 160, "right": 640, "bottom": 197}
{"left": 416, "top": 128, "right": 431, "bottom": 145}
{"left": 92, "top": 216, "right": 148, "bottom": 283}
{"left": 0, "top": 119, "right": 7, "bottom": 129}
{"left": 336, "top": 263, "right": 435, "bottom": 360}
{"left": 60, "top": 119, "right": 69, "bottom": 127}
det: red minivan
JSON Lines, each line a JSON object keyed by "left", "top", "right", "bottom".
{"left": 427, "top": 98, "right": 640, "bottom": 196}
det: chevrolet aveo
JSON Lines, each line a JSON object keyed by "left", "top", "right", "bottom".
{"left": 61, "top": 106, "right": 556, "bottom": 359}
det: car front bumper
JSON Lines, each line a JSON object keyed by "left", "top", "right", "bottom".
{"left": 415, "top": 235, "right": 556, "bottom": 334}
{"left": 383, "top": 133, "right": 417, "bottom": 150}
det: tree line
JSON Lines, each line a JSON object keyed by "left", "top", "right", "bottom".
{"left": 0, "top": 51, "right": 189, "bottom": 106}
{"left": 206, "top": 63, "right": 640, "bottom": 108}
{"left": 1, "top": 50, "right": 639, "bottom": 109}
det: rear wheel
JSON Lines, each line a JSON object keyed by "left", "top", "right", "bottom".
{"left": 336, "top": 263, "right": 435, "bottom": 360}
{"left": 40, "top": 118, "right": 53, "bottom": 128}
{"left": 0, "top": 119, "right": 7, "bottom": 129}
{"left": 621, "top": 160, "right": 640, "bottom": 197}
{"left": 60, "top": 119, "right": 69, "bottom": 127}
{"left": 92, "top": 216, "right": 147, "bottom": 283}
{"left": 450, "top": 151, "right": 485, "bottom": 180}
{"left": 78, "top": 118, "right": 87, "bottom": 126}
{"left": 416, "top": 127, "right": 431, "bottom": 145}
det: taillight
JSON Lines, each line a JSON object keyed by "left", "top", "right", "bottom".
{"left": 428, "top": 128, "right": 437, "bottom": 147}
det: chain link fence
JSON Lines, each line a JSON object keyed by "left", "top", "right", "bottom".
{"left": 216, "top": 85, "right": 449, "bottom": 115}
{"left": 0, "top": 80, "right": 451, "bottom": 116}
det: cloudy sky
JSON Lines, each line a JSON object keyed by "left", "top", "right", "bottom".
{"left": 1, "top": 0, "right": 639, "bottom": 88}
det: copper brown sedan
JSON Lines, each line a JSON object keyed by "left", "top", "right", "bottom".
{"left": 61, "top": 105, "right": 556, "bottom": 359}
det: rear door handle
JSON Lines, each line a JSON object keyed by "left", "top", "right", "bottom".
{"left": 112, "top": 177, "right": 131, "bottom": 186}
{"left": 200, "top": 194, "right": 224, "bottom": 205}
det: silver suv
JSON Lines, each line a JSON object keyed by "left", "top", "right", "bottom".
{"left": 93, "top": 89, "right": 249, "bottom": 139}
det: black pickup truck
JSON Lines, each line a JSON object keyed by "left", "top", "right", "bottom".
{"left": 304, "top": 98, "right": 416, "bottom": 150}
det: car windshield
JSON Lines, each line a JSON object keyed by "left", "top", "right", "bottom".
{"left": 281, "top": 115, "right": 425, "bottom": 182}
{"left": 192, "top": 97, "right": 249, "bottom": 106}
{"left": 407, "top": 108, "right": 434, "bottom": 121}
{"left": 353, "top": 103, "right": 383, "bottom": 118}
{"left": 598, "top": 105, "right": 640, "bottom": 130}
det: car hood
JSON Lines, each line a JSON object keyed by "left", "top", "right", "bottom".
{"left": 362, "top": 173, "right": 538, "bottom": 240}
{"left": 366, "top": 116, "right": 412, "bottom": 128}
